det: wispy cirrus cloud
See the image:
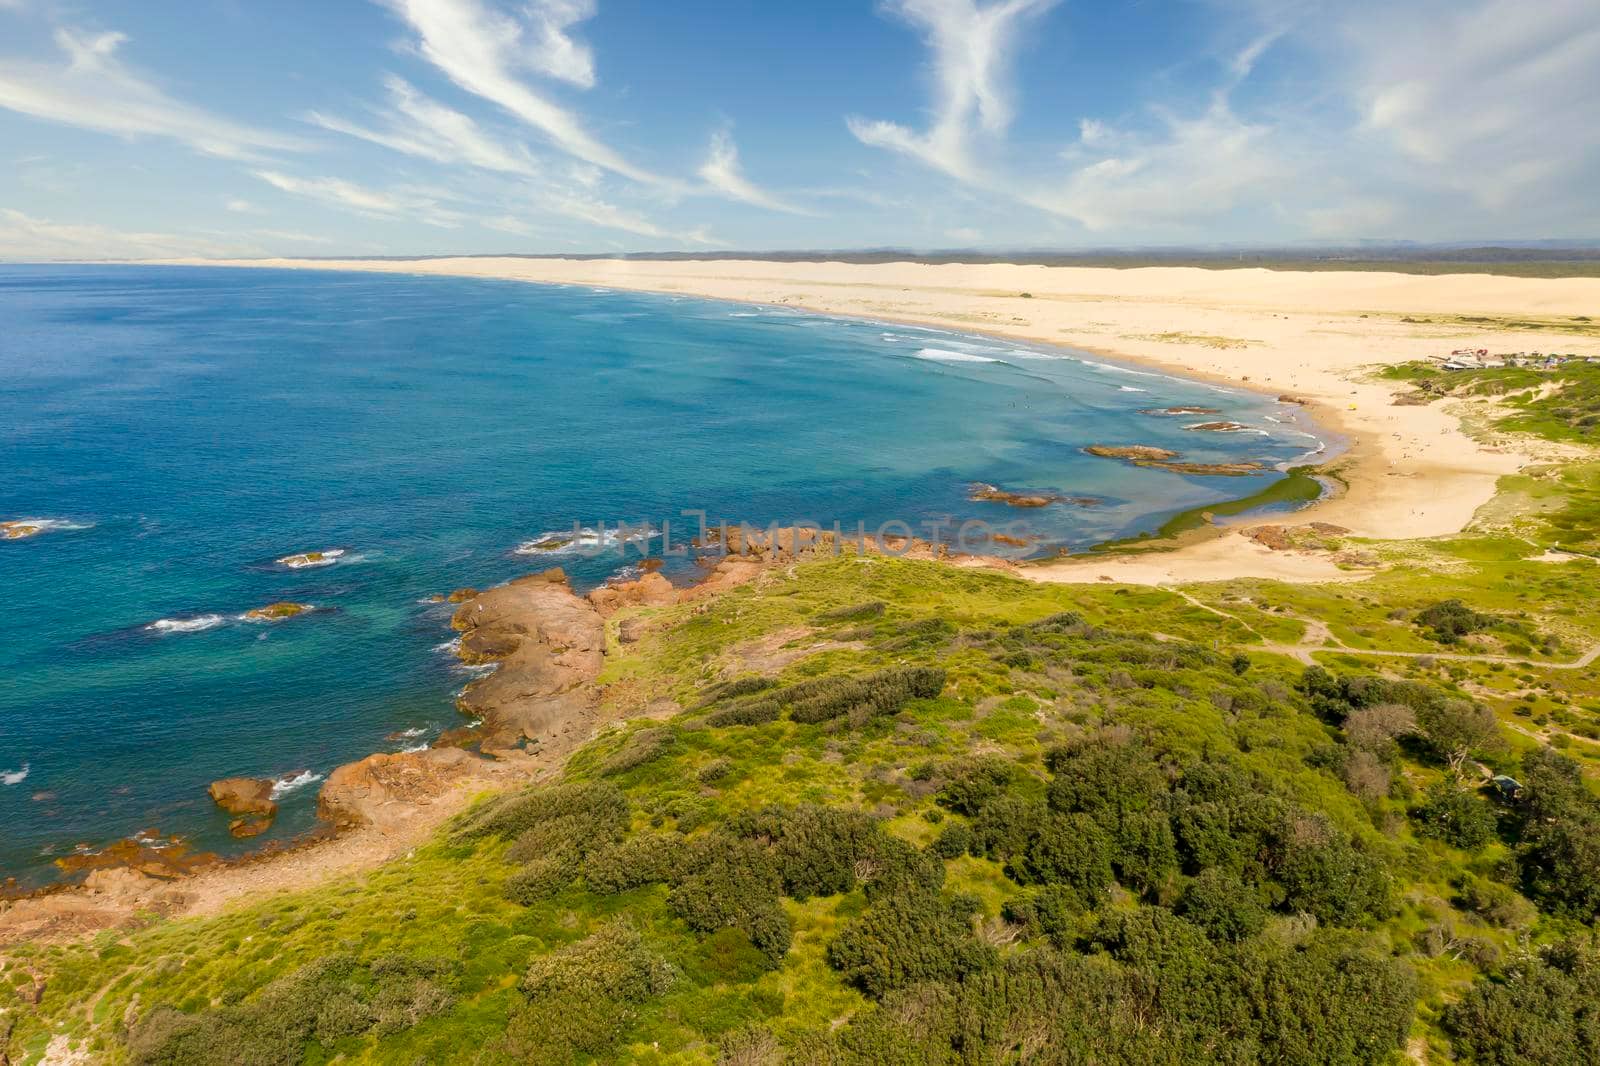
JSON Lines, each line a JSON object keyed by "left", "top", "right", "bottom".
{"left": 378, "top": 0, "right": 661, "bottom": 185}
{"left": 0, "top": 207, "right": 253, "bottom": 259}
{"left": 253, "top": 169, "right": 464, "bottom": 227}
{"left": 697, "top": 129, "right": 811, "bottom": 215}
{"left": 308, "top": 75, "right": 541, "bottom": 176}
{"left": 848, "top": 0, "right": 1059, "bottom": 182}
{"left": 0, "top": 28, "right": 305, "bottom": 160}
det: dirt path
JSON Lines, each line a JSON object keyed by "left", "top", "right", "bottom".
{"left": 1165, "top": 586, "right": 1600, "bottom": 670}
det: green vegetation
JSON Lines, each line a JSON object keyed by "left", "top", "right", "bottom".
{"left": 1382, "top": 359, "right": 1600, "bottom": 444}
{"left": 5, "top": 541, "right": 1599, "bottom": 1064}
{"left": 1092, "top": 465, "right": 1328, "bottom": 549}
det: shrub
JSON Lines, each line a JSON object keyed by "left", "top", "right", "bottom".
{"left": 1413, "top": 781, "right": 1498, "bottom": 850}
{"left": 828, "top": 891, "right": 996, "bottom": 997}
{"left": 126, "top": 954, "right": 455, "bottom": 1066}
{"left": 1443, "top": 940, "right": 1600, "bottom": 1065}
{"left": 935, "top": 754, "right": 1016, "bottom": 815}
{"left": 582, "top": 833, "right": 694, "bottom": 894}
{"left": 599, "top": 726, "right": 677, "bottom": 776}
{"left": 455, "top": 781, "right": 628, "bottom": 844}
{"left": 930, "top": 822, "right": 974, "bottom": 859}
{"left": 668, "top": 836, "right": 792, "bottom": 965}
{"left": 788, "top": 666, "right": 946, "bottom": 724}
{"left": 1178, "top": 868, "right": 1267, "bottom": 942}
{"left": 707, "top": 699, "right": 782, "bottom": 727}
{"left": 1416, "top": 599, "right": 1494, "bottom": 643}
{"left": 816, "top": 600, "right": 886, "bottom": 622}
{"left": 1001, "top": 884, "right": 1082, "bottom": 948}
{"left": 697, "top": 758, "right": 734, "bottom": 784}
{"left": 505, "top": 922, "right": 675, "bottom": 1064}
{"left": 1013, "top": 813, "right": 1114, "bottom": 905}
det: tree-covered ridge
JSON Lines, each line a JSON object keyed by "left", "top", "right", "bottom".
{"left": 7, "top": 551, "right": 1598, "bottom": 1064}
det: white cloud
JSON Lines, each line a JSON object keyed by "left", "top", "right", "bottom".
{"left": 0, "top": 207, "right": 252, "bottom": 259}
{"left": 308, "top": 75, "right": 541, "bottom": 176}
{"left": 538, "top": 190, "right": 716, "bottom": 244}
{"left": 1341, "top": 0, "right": 1600, "bottom": 210}
{"left": 1038, "top": 97, "right": 1289, "bottom": 231}
{"left": 226, "top": 198, "right": 263, "bottom": 213}
{"left": 521, "top": 0, "right": 598, "bottom": 88}
{"left": 697, "top": 130, "right": 810, "bottom": 215}
{"left": 848, "top": 0, "right": 1059, "bottom": 181}
{"left": 380, "top": 0, "right": 661, "bottom": 184}
{"left": 0, "top": 28, "right": 304, "bottom": 160}
{"left": 253, "top": 169, "right": 464, "bottom": 227}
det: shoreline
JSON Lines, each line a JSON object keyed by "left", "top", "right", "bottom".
{"left": 159, "top": 254, "right": 1582, "bottom": 580}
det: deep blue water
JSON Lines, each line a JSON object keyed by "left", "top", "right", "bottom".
{"left": 0, "top": 265, "right": 1327, "bottom": 883}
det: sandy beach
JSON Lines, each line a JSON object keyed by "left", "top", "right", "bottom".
{"left": 175, "top": 256, "right": 1600, "bottom": 582}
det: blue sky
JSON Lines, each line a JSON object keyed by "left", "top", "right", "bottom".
{"left": 1, "top": 0, "right": 1597, "bottom": 257}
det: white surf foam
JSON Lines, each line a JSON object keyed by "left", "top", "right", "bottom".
{"left": 271, "top": 770, "right": 323, "bottom": 798}
{"left": 147, "top": 614, "right": 226, "bottom": 634}
{"left": 3, "top": 517, "right": 93, "bottom": 537}
{"left": 1118, "top": 385, "right": 1147, "bottom": 393}
{"left": 277, "top": 548, "right": 346, "bottom": 569}
{"left": 1, "top": 763, "right": 28, "bottom": 786}
{"left": 914, "top": 347, "right": 1000, "bottom": 363}
{"left": 514, "top": 525, "right": 656, "bottom": 555}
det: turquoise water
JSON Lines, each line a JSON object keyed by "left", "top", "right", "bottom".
{"left": 0, "top": 265, "right": 1326, "bottom": 883}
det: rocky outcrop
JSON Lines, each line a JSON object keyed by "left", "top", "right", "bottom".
{"left": 1, "top": 520, "right": 44, "bottom": 540}
{"left": 1084, "top": 444, "right": 1180, "bottom": 461}
{"left": 1242, "top": 522, "right": 1352, "bottom": 552}
{"left": 241, "top": 602, "right": 313, "bottom": 622}
{"left": 208, "top": 778, "right": 276, "bottom": 817}
{"left": 1139, "top": 406, "right": 1221, "bottom": 416}
{"left": 587, "top": 571, "right": 677, "bottom": 614}
{"left": 209, "top": 778, "right": 278, "bottom": 838}
{"left": 316, "top": 748, "right": 504, "bottom": 832}
{"left": 969, "top": 483, "right": 1057, "bottom": 508}
{"left": 1185, "top": 421, "right": 1251, "bottom": 433}
{"left": 276, "top": 549, "right": 343, "bottom": 569}
{"left": 450, "top": 569, "right": 607, "bottom": 752}
{"left": 1085, "top": 444, "right": 1264, "bottom": 477}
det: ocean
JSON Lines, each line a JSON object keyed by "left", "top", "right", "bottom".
{"left": 0, "top": 265, "right": 1326, "bottom": 884}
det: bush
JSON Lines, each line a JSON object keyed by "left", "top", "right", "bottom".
{"left": 582, "top": 833, "right": 693, "bottom": 894}
{"left": 1413, "top": 781, "right": 1498, "bottom": 850}
{"left": 1013, "top": 813, "right": 1114, "bottom": 905}
{"left": 1443, "top": 940, "right": 1600, "bottom": 1065}
{"left": 599, "top": 726, "right": 677, "bottom": 775}
{"left": 697, "top": 676, "right": 777, "bottom": 707}
{"left": 816, "top": 600, "right": 886, "bottom": 622}
{"left": 707, "top": 700, "right": 782, "bottom": 727}
{"left": 127, "top": 954, "right": 456, "bottom": 1066}
{"left": 505, "top": 922, "right": 674, "bottom": 1064}
{"left": 1178, "top": 868, "right": 1267, "bottom": 942}
{"left": 935, "top": 754, "right": 1017, "bottom": 815}
{"left": 787, "top": 666, "right": 946, "bottom": 724}
{"left": 828, "top": 891, "right": 996, "bottom": 997}
{"left": 930, "top": 822, "right": 974, "bottom": 859}
{"left": 455, "top": 781, "right": 629, "bottom": 844}
{"left": 1517, "top": 750, "right": 1600, "bottom": 917}
{"left": 1001, "top": 884, "right": 1082, "bottom": 948}
{"left": 667, "top": 836, "right": 792, "bottom": 966}
{"left": 1416, "top": 599, "right": 1494, "bottom": 643}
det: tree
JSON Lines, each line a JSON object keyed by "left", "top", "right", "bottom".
{"left": 1412, "top": 781, "right": 1498, "bottom": 850}
{"left": 1416, "top": 699, "right": 1498, "bottom": 777}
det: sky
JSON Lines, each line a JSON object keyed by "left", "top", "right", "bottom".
{"left": 1, "top": 0, "right": 1597, "bottom": 258}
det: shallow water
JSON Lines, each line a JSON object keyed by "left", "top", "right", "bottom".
{"left": 0, "top": 265, "right": 1324, "bottom": 883}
